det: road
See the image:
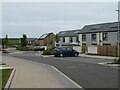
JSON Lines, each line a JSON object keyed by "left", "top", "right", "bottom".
{"left": 3, "top": 51, "right": 119, "bottom": 89}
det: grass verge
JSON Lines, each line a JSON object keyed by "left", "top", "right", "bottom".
{"left": 0, "top": 69, "right": 13, "bottom": 89}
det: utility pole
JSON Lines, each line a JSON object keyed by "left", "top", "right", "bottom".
{"left": 116, "top": 1, "right": 120, "bottom": 59}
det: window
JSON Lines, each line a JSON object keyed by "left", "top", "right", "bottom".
{"left": 103, "top": 33, "right": 108, "bottom": 41}
{"left": 66, "top": 47, "right": 73, "bottom": 51}
{"left": 76, "top": 37, "right": 79, "bottom": 42}
{"left": 69, "top": 37, "right": 73, "bottom": 42}
{"left": 82, "top": 43, "right": 86, "bottom": 45}
{"left": 91, "top": 34, "right": 97, "bottom": 41}
{"left": 91, "top": 43, "right": 97, "bottom": 45}
{"left": 82, "top": 34, "right": 86, "bottom": 41}
{"left": 63, "top": 37, "right": 65, "bottom": 42}
{"left": 91, "top": 25, "right": 103, "bottom": 30}
{"left": 110, "top": 23, "right": 118, "bottom": 28}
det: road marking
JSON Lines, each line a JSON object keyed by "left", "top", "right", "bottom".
{"left": 51, "top": 66, "right": 84, "bottom": 89}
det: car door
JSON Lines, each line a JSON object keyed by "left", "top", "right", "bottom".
{"left": 66, "top": 47, "right": 73, "bottom": 56}
{"left": 61, "top": 47, "right": 68, "bottom": 55}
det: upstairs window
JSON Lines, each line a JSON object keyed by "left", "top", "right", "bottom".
{"left": 76, "top": 37, "right": 79, "bottom": 42}
{"left": 69, "top": 37, "right": 73, "bottom": 42}
{"left": 103, "top": 33, "right": 108, "bottom": 41}
{"left": 63, "top": 37, "right": 65, "bottom": 42}
{"left": 82, "top": 34, "right": 86, "bottom": 41}
{"left": 91, "top": 34, "right": 97, "bottom": 41}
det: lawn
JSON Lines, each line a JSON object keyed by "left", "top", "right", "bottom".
{"left": 0, "top": 69, "right": 13, "bottom": 89}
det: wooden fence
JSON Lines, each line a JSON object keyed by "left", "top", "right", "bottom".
{"left": 97, "top": 45, "right": 120, "bottom": 57}
{"left": 82, "top": 45, "right": 120, "bottom": 57}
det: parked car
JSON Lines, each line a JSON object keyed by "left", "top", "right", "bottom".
{"left": 0, "top": 47, "right": 6, "bottom": 51}
{"left": 34, "top": 46, "right": 45, "bottom": 51}
{"left": 53, "top": 47, "right": 79, "bottom": 57}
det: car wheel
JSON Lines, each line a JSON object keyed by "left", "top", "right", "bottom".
{"left": 59, "top": 53, "right": 64, "bottom": 57}
{"left": 74, "top": 53, "right": 78, "bottom": 57}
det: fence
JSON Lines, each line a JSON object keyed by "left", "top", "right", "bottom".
{"left": 81, "top": 45, "right": 120, "bottom": 57}
{"left": 97, "top": 45, "right": 119, "bottom": 57}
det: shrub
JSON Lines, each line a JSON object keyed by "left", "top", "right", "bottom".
{"left": 2, "top": 51, "right": 11, "bottom": 53}
{"left": 113, "top": 58, "right": 120, "bottom": 64}
{"left": 42, "top": 49, "right": 54, "bottom": 55}
{"left": 16, "top": 47, "right": 33, "bottom": 51}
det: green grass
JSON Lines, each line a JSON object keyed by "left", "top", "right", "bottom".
{"left": 0, "top": 69, "right": 13, "bottom": 89}
{"left": 8, "top": 39, "right": 20, "bottom": 46}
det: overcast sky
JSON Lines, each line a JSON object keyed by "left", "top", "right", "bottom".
{"left": 2, "top": 2, "right": 119, "bottom": 38}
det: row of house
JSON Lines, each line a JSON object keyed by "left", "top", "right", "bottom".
{"left": 58, "top": 22, "right": 120, "bottom": 46}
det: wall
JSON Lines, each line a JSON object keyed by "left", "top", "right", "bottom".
{"left": 73, "top": 46, "right": 82, "bottom": 53}
{"left": 107, "top": 32, "right": 118, "bottom": 45}
{"left": 79, "top": 31, "right": 118, "bottom": 46}
{"left": 88, "top": 46, "right": 97, "bottom": 54}
{"left": 65, "top": 37, "right": 69, "bottom": 43}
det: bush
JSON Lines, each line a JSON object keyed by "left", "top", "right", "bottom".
{"left": 2, "top": 51, "right": 11, "bottom": 53}
{"left": 42, "top": 49, "right": 54, "bottom": 55}
{"left": 113, "top": 58, "right": 120, "bottom": 64}
{"left": 16, "top": 47, "right": 33, "bottom": 51}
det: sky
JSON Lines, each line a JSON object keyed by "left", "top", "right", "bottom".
{"left": 1, "top": 2, "right": 119, "bottom": 38}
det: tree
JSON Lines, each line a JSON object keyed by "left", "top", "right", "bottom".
{"left": 2, "top": 35, "right": 8, "bottom": 48}
{"left": 55, "top": 34, "right": 60, "bottom": 43}
{"left": 21, "top": 34, "right": 27, "bottom": 47}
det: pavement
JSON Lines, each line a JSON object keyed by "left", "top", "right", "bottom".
{"left": 79, "top": 54, "right": 115, "bottom": 60}
{"left": 2, "top": 55, "right": 83, "bottom": 88}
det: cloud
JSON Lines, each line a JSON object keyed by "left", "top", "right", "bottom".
{"left": 2, "top": 2, "right": 118, "bottom": 38}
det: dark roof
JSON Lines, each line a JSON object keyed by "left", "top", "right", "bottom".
{"left": 79, "top": 22, "right": 119, "bottom": 34}
{"left": 26, "top": 38, "right": 37, "bottom": 42}
{"left": 39, "top": 33, "right": 54, "bottom": 40}
{"left": 58, "top": 30, "right": 81, "bottom": 37}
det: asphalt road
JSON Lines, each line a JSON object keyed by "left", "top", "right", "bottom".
{"left": 4, "top": 51, "right": 119, "bottom": 89}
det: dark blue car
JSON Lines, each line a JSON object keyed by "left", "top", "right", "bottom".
{"left": 53, "top": 47, "right": 79, "bottom": 57}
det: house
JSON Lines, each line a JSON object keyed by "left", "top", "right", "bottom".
{"left": 26, "top": 38, "right": 37, "bottom": 45}
{"left": 58, "top": 30, "right": 81, "bottom": 46}
{"left": 35, "top": 33, "right": 55, "bottom": 46}
{"left": 78, "top": 22, "right": 120, "bottom": 46}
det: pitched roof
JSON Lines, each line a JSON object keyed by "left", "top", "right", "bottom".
{"left": 79, "top": 22, "right": 119, "bottom": 34}
{"left": 39, "top": 33, "right": 54, "bottom": 40}
{"left": 58, "top": 30, "right": 81, "bottom": 37}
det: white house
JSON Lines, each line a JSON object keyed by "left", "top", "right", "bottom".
{"left": 78, "top": 22, "right": 120, "bottom": 46}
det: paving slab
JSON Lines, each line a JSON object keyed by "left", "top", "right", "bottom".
{"left": 2, "top": 56, "right": 65, "bottom": 88}
{"left": 2, "top": 55, "right": 82, "bottom": 88}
